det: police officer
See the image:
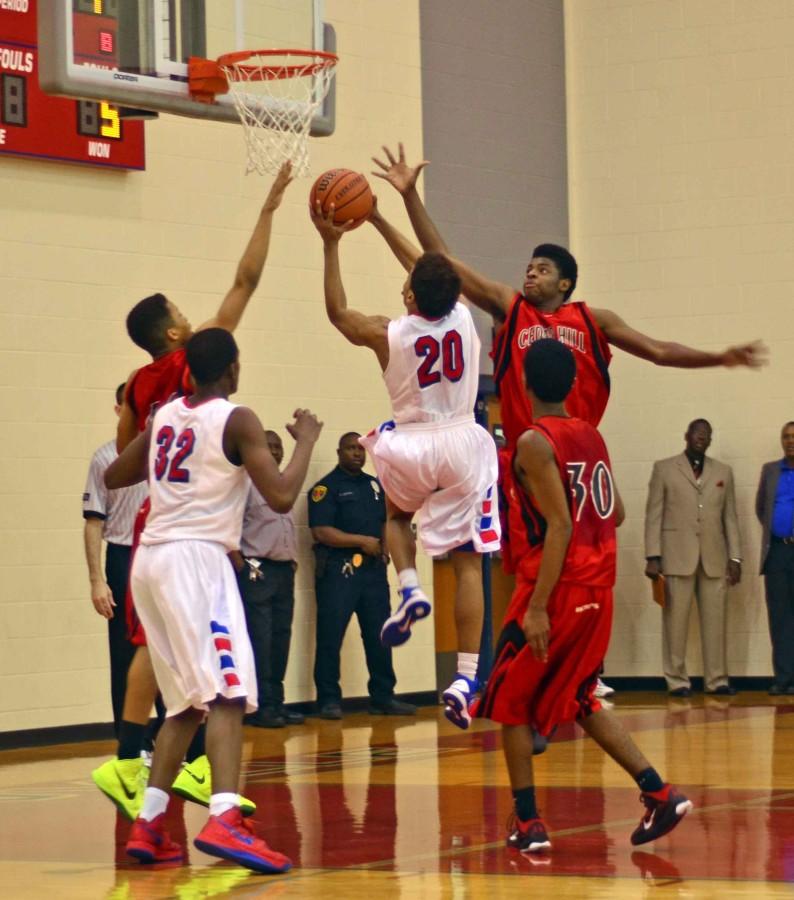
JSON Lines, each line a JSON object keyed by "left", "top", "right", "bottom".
{"left": 309, "top": 432, "right": 416, "bottom": 719}
{"left": 232, "top": 430, "right": 305, "bottom": 729}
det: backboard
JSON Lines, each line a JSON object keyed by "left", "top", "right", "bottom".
{"left": 37, "top": 0, "right": 335, "bottom": 135}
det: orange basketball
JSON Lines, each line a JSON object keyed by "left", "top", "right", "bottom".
{"left": 310, "top": 168, "right": 373, "bottom": 230}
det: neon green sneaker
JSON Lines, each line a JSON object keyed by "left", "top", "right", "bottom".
{"left": 171, "top": 755, "right": 256, "bottom": 816}
{"left": 91, "top": 756, "right": 149, "bottom": 821}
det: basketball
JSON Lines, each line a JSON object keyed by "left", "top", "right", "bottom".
{"left": 310, "top": 169, "right": 373, "bottom": 229}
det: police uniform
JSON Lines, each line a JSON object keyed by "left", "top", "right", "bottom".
{"left": 308, "top": 465, "right": 397, "bottom": 710}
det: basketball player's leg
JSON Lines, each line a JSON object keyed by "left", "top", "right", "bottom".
{"left": 380, "top": 495, "right": 432, "bottom": 647}
{"left": 578, "top": 707, "right": 693, "bottom": 844}
{"left": 441, "top": 549, "right": 484, "bottom": 729}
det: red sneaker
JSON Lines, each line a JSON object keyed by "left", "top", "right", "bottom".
{"left": 194, "top": 808, "right": 292, "bottom": 874}
{"left": 126, "top": 814, "right": 183, "bottom": 863}
{"left": 630, "top": 785, "right": 693, "bottom": 845}
{"left": 507, "top": 816, "right": 551, "bottom": 854}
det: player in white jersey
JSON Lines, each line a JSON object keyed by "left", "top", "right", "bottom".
{"left": 311, "top": 202, "right": 499, "bottom": 729}
{"left": 105, "top": 328, "right": 322, "bottom": 873}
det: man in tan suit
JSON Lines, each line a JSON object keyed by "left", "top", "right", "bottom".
{"left": 644, "top": 419, "right": 742, "bottom": 696}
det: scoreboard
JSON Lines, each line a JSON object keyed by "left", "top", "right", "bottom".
{"left": 0, "top": 0, "right": 145, "bottom": 170}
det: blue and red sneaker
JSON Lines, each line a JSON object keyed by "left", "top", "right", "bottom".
{"left": 126, "top": 814, "right": 183, "bottom": 864}
{"left": 442, "top": 675, "right": 478, "bottom": 730}
{"left": 380, "top": 587, "right": 431, "bottom": 647}
{"left": 630, "top": 785, "right": 693, "bottom": 845}
{"left": 194, "top": 808, "right": 292, "bottom": 874}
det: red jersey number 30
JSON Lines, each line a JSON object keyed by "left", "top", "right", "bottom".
{"left": 154, "top": 425, "right": 196, "bottom": 483}
{"left": 565, "top": 460, "right": 615, "bottom": 522}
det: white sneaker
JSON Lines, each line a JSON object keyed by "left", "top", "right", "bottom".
{"left": 594, "top": 678, "right": 615, "bottom": 699}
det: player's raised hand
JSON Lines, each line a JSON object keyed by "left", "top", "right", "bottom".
{"left": 287, "top": 408, "right": 323, "bottom": 444}
{"left": 309, "top": 200, "right": 356, "bottom": 243}
{"left": 371, "top": 142, "right": 428, "bottom": 195}
{"left": 720, "top": 340, "right": 768, "bottom": 369}
{"left": 264, "top": 161, "right": 294, "bottom": 212}
{"left": 523, "top": 605, "right": 550, "bottom": 663}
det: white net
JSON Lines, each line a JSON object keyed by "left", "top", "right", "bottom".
{"left": 220, "top": 52, "right": 336, "bottom": 177}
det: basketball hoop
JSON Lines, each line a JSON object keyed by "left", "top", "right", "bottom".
{"left": 188, "top": 49, "right": 338, "bottom": 177}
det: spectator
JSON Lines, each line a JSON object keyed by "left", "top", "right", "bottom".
{"left": 82, "top": 383, "right": 149, "bottom": 733}
{"left": 644, "top": 419, "right": 741, "bottom": 697}
{"left": 755, "top": 421, "right": 794, "bottom": 695}
{"left": 308, "top": 433, "right": 416, "bottom": 719}
{"left": 232, "top": 430, "right": 304, "bottom": 728}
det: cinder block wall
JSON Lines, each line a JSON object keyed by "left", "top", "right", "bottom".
{"left": 565, "top": 0, "right": 793, "bottom": 677}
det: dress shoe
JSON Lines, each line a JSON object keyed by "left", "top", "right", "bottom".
{"left": 369, "top": 698, "right": 417, "bottom": 716}
{"left": 278, "top": 705, "right": 305, "bottom": 725}
{"left": 768, "top": 684, "right": 787, "bottom": 696}
{"left": 668, "top": 687, "right": 691, "bottom": 698}
{"left": 705, "top": 685, "right": 737, "bottom": 696}
{"left": 319, "top": 703, "right": 343, "bottom": 720}
{"left": 247, "top": 709, "right": 286, "bottom": 729}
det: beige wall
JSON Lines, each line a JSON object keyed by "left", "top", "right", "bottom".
{"left": 565, "top": 0, "right": 794, "bottom": 677}
{"left": 0, "top": 0, "right": 433, "bottom": 732}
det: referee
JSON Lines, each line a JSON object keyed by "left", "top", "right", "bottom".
{"left": 82, "top": 383, "right": 148, "bottom": 735}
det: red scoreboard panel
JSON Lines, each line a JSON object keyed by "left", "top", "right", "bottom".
{"left": 0, "top": 0, "right": 145, "bottom": 170}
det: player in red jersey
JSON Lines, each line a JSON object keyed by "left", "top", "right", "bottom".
{"left": 370, "top": 142, "right": 766, "bottom": 567}
{"left": 472, "top": 339, "right": 692, "bottom": 854}
{"left": 92, "top": 162, "right": 293, "bottom": 821}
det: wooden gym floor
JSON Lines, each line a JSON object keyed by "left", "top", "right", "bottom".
{"left": 2, "top": 692, "right": 794, "bottom": 899}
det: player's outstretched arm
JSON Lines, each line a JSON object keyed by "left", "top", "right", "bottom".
{"left": 105, "top": 424, "right": 151, "bottom": 489}
{"left": 229, "top": 407, "right": 322, "bottom": 513}
{"left": 514, "top": 430, "right": 573, "bottom": 662}
{"left": 310, "top": 201, "right": 390, "bottom": 370}
{"left": 368, "top": 196, "right": 421, "bottom": 273}
{"left": 592, "top": 307, "right": 768, "bottom": 369}
{"left": 372, "top": 142, "right": 513, "bottom": 321}
{"left": 196, "top": 161, "right": 294, "bottom": 334}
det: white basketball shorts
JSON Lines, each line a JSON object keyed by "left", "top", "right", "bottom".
{"left": 131, "top": 540, "right": 257, "bottom": 716}
{"left": 360, "top": 415, "right": 501, "bottom": 557}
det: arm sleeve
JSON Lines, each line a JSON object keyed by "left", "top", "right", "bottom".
{"left": 82, "top": 449, "right": 109, "bottom": 520}
{"left": 755, "top": 466, "right": 767, "bottom": 526}
{"left": 723, "top": 467, "right": 742, "bottom": 559}
{"left": 307, "top": 481, "right": 338, "bottom": 528}
{"left": 644, "top": 462, "right": 664, "bottom": 559}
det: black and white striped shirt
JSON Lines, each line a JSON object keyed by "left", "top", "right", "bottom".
{"left": 82, "top": 440, "right": 148, "bottom": 546}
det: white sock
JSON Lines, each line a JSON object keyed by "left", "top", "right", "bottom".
{"left": 140, "top": 786, "right": 169, "bottom": 822}
{"left": 398, "top": 568, "right": 419, "bottom": 590}
{"left": 457, "top": 652, "right": 479, "bottom": 681}
{"left": 210, "top": 792, "right": 240, "bottom": 817}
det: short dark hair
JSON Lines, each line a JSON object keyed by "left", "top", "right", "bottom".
{"left": 782, "top": 421, "right": 794, "bottom": 433}
{"left": 338, "top": 431, "right": 361, "bottom": 448}
{"left": 115, "top": 382, "right": 126, "bottom": 405}
{"left": 410, "top": 253, "right": 461, "bottom": 318}
{"left": 523, "top": 338, "right": 576, "bottom": 402}
{"left": 185, "top": 328, "right": 238, "bottom": 386}
{"left": 686, "top": 418, "right": 712, "bottom": 435}
{"left": 532, "top": 244, "right": 578, "bottom": 300}
{"left": 126, "top": 293, "right": 172, "bottom": 355}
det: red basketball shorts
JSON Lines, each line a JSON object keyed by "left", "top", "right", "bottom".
{"left": 125, "top": 498, "right": 150, "bottom": 647}
{"left": 472, "top": 579, "right": 613, "bottom": 734}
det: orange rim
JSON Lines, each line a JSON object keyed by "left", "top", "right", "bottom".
{"left": 217, "top": 48, "right": 338, "bottom": 81}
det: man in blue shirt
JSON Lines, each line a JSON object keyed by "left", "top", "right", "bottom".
{"left": 756, "top": 421, "right": 794, "bottom": 694}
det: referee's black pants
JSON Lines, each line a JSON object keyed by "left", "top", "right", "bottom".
{"left": 313, "top": 559, "right": 396, "bottom": 708}
{"left": 764, "top": 541, "right": 794, "bottom": 688}
{"left": 237, "top": 559, "right": 296, "bottom": 712}
{"left": 105, "top": 543, "right": 137, "bottom": 736}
